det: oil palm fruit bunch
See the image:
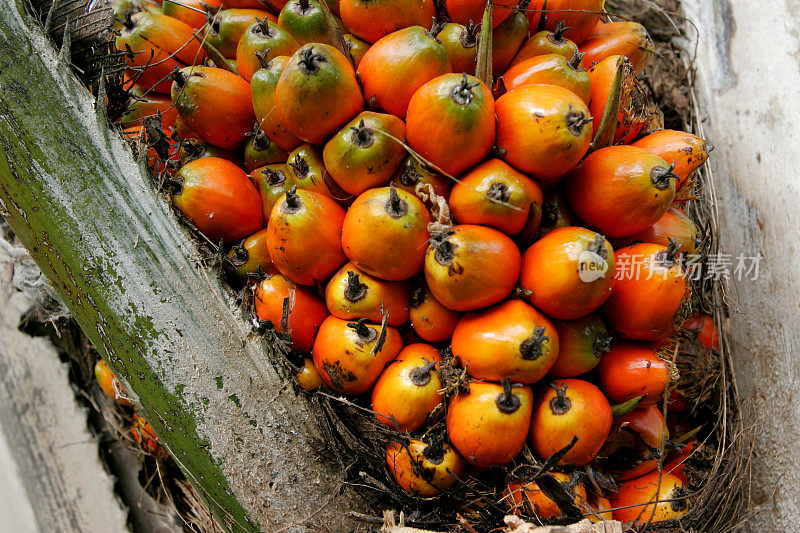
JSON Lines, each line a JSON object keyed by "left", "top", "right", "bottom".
{"left": 111, "top": 0, "right": 715, "bottom": 526}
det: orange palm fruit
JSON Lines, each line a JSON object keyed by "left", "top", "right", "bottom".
{"left": 162, "top": 0, "right": 222, "bottom": 29}
{"left": 565, "top": 146, "right": 677, "bottom": 238}
{"left": 547, "top": 313, "right": 611, "bottom": 377}
{"left": 171, "top": 66, "right": 255, "bottom": 150}
{"left": 683, "top": 313, "right": 719, "bottom": 350}
{"left": 254, "top": 273, "right": 329, "bottom": 351}
{"left": 171, "top": 157, "right": 263, "bottom": 243}
{"left": 296, "top": 358, "right": 324, "bottom": 390}
{"left": 451, "top": 299, "right": 559, "bottom": 384}
{"left": 286, "top": 144, "right": 350, "bottom": 201}
{"left": 529, "top": 379, "right": 612, "bottom": 465}
{"left": 613, "top": 471, "right": 689, "bottom": 524}
{"left": 499, "top": 52, "right": 590, "bottom": 104}
{"left": 587, "top": 55, "right": 659, "bottom": 144}
{"left": 520, "top": 227, "right": 616, "bottom": 319}
{"left": 275, "top": 44, "right": 364, "bottom": 144}
{"left": 251, "top": 164, "right": 295, "bottom": 222}
{"left": 632, "top": 129, "right": 711, "bottom": 192}
{"left": 406, "top": 73, "right": 495, "bottom": 177}
{"left": 603, "top": 242, "right": 691, "bottom": 341}
{"left": 503, "top": 473, "right": 588, "bottom": 518}
{"left": 227, "top": 228, "right": 278, "bottom": 281}
{"left": 386, "top": 439, "right": 464, "bottom": 496}
{"left": 325, "top": 262, "right": 410, "bottom": 325}
{"left": 447, "top": 380, "right": 533, "bottom": 467}
{"left": 510, "top": 21, "right": 579, "bottom": 68}
{"left": 446, "top": 0, "right": 517, "bottom": 28}
{"left": 340, "top": 0, "right": 436, "bottom": 43}
{"left": 580, "top": 21, "right": 654, "bottom": 73}
{"left": 266, "top": 188, "right": 347, "bottom": 285}
{"left": 95, "top": 359, "right": 133, "bottom": 407}
{"left": 313, "top": 316, "right": 403, "bottom": 394}
{"left": 117, "top": 12, "right": 203, "bottom": 94}
{"left": 449, "top": 159, "right": 543, "bottom": 235}
{"left": 372, "top": 344, "right": 443, "bottom": 431}
{"left": 495, "top": 84, "right": 592, "bottom": 184}
{"left": 131, "top": 413, "right": 161, "bottom": 454}
{"left": 614, "top": 208, "right": 699, "bottom": 254}
{"left": 600, "top": 405, "right": 668, "bottom": 480}
{"left": 342, "top": 186, "right": 430, "bottom": 281}
{"left": 597, "top": 340, "right": 671, "bottom": 407}
{"left": 358, "top": 26, "right": 451, "bottom": 119}
{"left": 424, "top": 225, "right": 521, "bottom": 312}
{"left": 527, "top": 0, "right": 605, "bottom": 44}
{"left": 119, "top": 86, "right": 178, "bottom": 129}
{"left": 408, "top": 281, "right": 461, "bottom": 342}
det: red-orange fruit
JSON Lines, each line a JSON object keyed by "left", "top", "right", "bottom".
{"left": 95, "top": 359, "right": 133, "bottom": 407}
{"left": 446, "top": 0, "right": 517, "bottom": 28}
{"left": 510, "top": 22, "right": 579, "bottom": 68}
{"left": 171, "top": 157, "right": 263, "bottom": 243}
{"left": 565, "top": 146, "right": 677, "bottom": 238}
{"left": 614, "top": 208, "right": 699, "bottom": 254}
{"left": 503, "top": 473, "right": 588, "bottom": 518}
{"left": 495, "top": 84, "right": 591, "bottom": 183}
{"left": 266, "top": 188, "right": 347, "bottom": 285}
{"left": 371, "top": 344, "right": 443, "bottom": 431}
{"left": 325, "top": 262, "right": 410, "bottom": 325}
{"left": 254, "top": 273, "right": 329, "bottom": 352}
{"left": 548, "top": 313, "right": 611, "bottom": 377}
{"left": 171, "top": 66, "right": 255, "bottom": 150}
{"left": 386, "top": 439, "right": 465, "bottom": 497}
{"left": 408, "top": 282, "right": 461, "bottom": 342}
{"left": 603, "top": 242, "right": 690, "bottom": 341}
{"left": 527, "top": 0, "right": 605, "bottom": 44}
{"left": 597, "top": 340, "right": 671, "bottom": 407}
{"left": 613, "top": 471, "right": 689, "bottom": 524}
{"left": 312, "top": 316, "right": 402, "bottom": 394}
{"left": 227, "top": 228, "right": 278, "bottom": 282}
{"left": 529, "top": 379, "right": 612, "bottom": 465}
{"left": 447, "top": 381, "right": 533, "bottom": 467}
{"left": 451, "top": 299, "right": 559, "bottom": 384}
{"left": 520, "top": 227, "right": 616, "bottom": 320}
{"left": 342, "top": 187, "right": 430, "bottom": 281}
{"left": 424, "top": 225, "right": 521, "bottom": 312}
{"left": 340, "top": 0, "right": 436, "bottom": 43}
{"left": 499, "top": 53, "right": 590, "bottom": 104}
{"left": 117, "top": 13, "right": 203, "bottom": 94}
{"left": 580, "top": 21, "right": 655, "bottom": 73}
{"left": 358, "top": 26, "right": 451, "bottom": 119}
{"left": 631, "top": 129, "right": 711, "bottom": 192}
{"left": 448, "top": 159, "right": 543, "bottom": 236}
{"left": 406, "top": 73, "right": 495, "bottom": 177}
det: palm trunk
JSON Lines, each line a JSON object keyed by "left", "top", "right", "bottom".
{"left": 0, "top": 2, "right": 368, "bottom": 530}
